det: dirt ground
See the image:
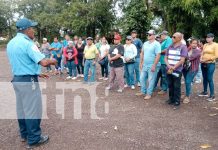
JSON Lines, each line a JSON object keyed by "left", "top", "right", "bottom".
{"left": 0, "top": 47, "right": 218, "bottom": 150}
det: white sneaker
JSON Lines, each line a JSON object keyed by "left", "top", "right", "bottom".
{"left": 80, "top": 74, "right": 84, "bottom": 78}
{"left": 66, "top": 76, "right": 72, "bottom": 80}
{"left": 124, "top": 84, "right": 129, "bottom": 88}
{"left": 137, "top": 82, "right": 141, "bottom": 87}
{"left": 117, "top": 89, "right": 123, "bottom": 93}
{"left": 99, "top": 77, "right": 103, "bottom": 80}
{"left": 131, "top": 85, "right": 135, "bottom": 90}
{"left": 103, "top": 77, "right": 108, "bottom": 81}
{"left": 72, "top": 77, "right": 77, "bottom": 80}
{"left": 195, "top": 80, "right": 201, "bottom": 84}
{"left": 106, "top": 86, "right": 111, "bottom": 90}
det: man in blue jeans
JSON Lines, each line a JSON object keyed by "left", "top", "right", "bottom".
{"left": 156, "top": 31, "right": 172, "bottom": 95}
{"left": 135, "top": 30, "right": 161, "bottom": 100}
{"left": 131, "top": 30, "right": 143, "bottom": 87}
{"left": 83, "top": 37, "right": 99, "bottom": 84}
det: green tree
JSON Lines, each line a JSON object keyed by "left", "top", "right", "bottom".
{"left": 120, "top": 0, "right": 153, "bottom": 40}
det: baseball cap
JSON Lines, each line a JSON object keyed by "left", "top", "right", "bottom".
{"left": 16, "top": 18, "right": 38, "bottom": 31}
{"left": 160, "top": 30, "right": 168, "bottom": 35}
{"left": 126, "top": 36, "right": 133, "bottom": 40}
{"left": 68, "top": 41, "right": 74, "bottom": 45}
{"left": 86, "top": 37, "right": 93, "bottom": 40}
{"left": 114, "top": 34, "right": 121, "bottom": 40}
{"left": 206, "top": 33, "right": 214, "bottom": 38}
{"left": 43, "top": 38, "right": 47, "bottom": 41}
{"left": 147, "top": 30, "right": 156, "bottom": 35}
{"left": 131, "top": 30, "right": 137, "bottom": 33}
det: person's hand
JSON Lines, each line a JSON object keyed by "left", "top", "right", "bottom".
{"left": 125, "top": 58, "right": 130, "bottom": 62}
{"left": 92, "top": 61, "right": 96, "bottom": 65}
{"left": 108, "top": 57, "right": 111, "bottom": 62}
{"left": 51, "top": 58, "right": 57, "bottom": 66}
{"left": 140, "top": 63, "right": 143, "bottom": 70}
{"left": 151, "top": 65, "right": 156, "bottom": 72}
{"left": 200, "top": 58, "right": 208, "bottom": 63}
{"left": 39, "top": 73, "right": 50, "bottom": 79}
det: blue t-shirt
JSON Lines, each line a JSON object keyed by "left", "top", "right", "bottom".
{"left": 7, "top": 33, "right": 45, "bottom": 75}
{"left": 160, "top": 36, "right": 172, "bottom": 64}
{"left": 50, "top": 42, "right": 62, "bottom": 56}
{"left": 142, "top": 40, "right": 161, "bottom": 69}
{"left": 133, "top": 38, "right": 143, "bottom": 58}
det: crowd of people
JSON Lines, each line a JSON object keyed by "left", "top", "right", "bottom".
{"left": 6, "top": 17, "right": 218, "bottom": 148}
{"left": 39, "top": 29, "right": 218, "bottom": 106}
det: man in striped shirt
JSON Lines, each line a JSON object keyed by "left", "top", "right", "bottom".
{"left": 165, "top": 32, "right": 188, "bottom": 107}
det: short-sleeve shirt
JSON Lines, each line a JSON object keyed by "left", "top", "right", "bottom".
{"left": 50, "top": 42, "right": 62, "bottom": 56}
{"left": 84, "top": 44, "right": 99, "bottom": 59}
{"left": 99, "top": 44, "right": 110, "bottom": 57}
{"left": 160, "top": 36, "right": 172, "bottom": 64}
{"left": 166, "top": 44, "right": 188, "bottom": 72}
{"left": 142, "top": 40, "right": 161, "bottom": 68}
{"left": 7, "top": 33, "right": 45, "bottom": 75}
{"left": 132, "top": 38, "right": 143, "bottom": 58}
{"left": 109, "top": 44, "right": 124, "bottom": 68}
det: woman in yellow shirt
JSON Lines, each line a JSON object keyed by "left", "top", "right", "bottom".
{"left": 199, "top": 33, "right": 218, "bottom": 101}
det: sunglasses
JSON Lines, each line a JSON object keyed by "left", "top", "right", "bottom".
{"left": 172, "top": 36, "right": 177, "bottom": 39}
{"left": 126, "top": 39, "right": 131, "bottom": 41}
{"left": 147, "top": 34, "right": 153, "bottom": 36}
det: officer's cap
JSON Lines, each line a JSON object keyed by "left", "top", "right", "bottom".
{"left": 16, "top": 18, "right": 38, "bottom": 31}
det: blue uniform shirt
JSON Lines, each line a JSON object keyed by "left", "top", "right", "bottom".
{"left": 7, "top": 33, "right": 45, "bottom": 76}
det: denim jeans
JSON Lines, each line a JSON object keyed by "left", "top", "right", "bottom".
{"left": 100, "top": 61, "right": 109, "bottom": 78}
{"left": 183, "top": 70, "right": 198, "bottom": 97}
{"left": 84, "top": 59, "right": 96, "bottom": 82}
{"left": 195, "top": 64, "right": 202, "bottom": 81}
{"left": 140, "top": 65, "right": 160, "bottom": 95}
{"left": 45, "top": 54, "right": 51, "bottom": 71}
{"left": 125, "top": 63, "right": 135, "bottom": 86}
{"left": 134, "top": 57, "right": 140, "bottom": 84}
{"left": 201, "top": 63, "right": 215, "bottom": 96}
{"left": 167, "top": 72, "right": 182, "bottom": 104}
{"left": 77, "top": 57, "right": 84, "bottom": 75}
{"left": 154, "top": 64, "right": 168, "bottom": 91}
{"left": 67, "top": 60, "right": 77, "bottom": 77}
{"left": 54, "top": 55, "right": 62, "bottom": 70}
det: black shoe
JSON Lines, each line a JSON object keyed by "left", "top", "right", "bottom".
{"left": 207, "top": 96, "right": 215, "bottom": 102}
{"left": 26, "top": 135, "right": 49, "bottom": 149}
{"left": 173, "top": 102, "right": 180, "bottom": 106}
{"left": 166, "top": 99, "right": 174, "bottom": 105}
{"left": 198, "top": 92, "right": 209, "bottom": 97}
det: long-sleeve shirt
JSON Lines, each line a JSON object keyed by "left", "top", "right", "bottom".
{"left": 201, "top": 42, "right": 218, "bottom": 63}
{"left": 188, "top": 48, "right": 201, "bottom": 72}
{"left": 124, "top": 44, "right": 137, "bottom": 59}
{"left": 63, "top": 46, "right": 78, "bottom": 64}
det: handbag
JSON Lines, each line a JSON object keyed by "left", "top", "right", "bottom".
{"left": 183, "top": 59, "right": 191, "bottom": 71}
{"left": 98, "top": 57, "right": 108, "bottom": 65}
{"left": 125, "top": 58, "right": 135, "bottom": 64}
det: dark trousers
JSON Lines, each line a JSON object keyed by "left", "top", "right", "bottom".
{"left": 201, "top": 63, "right": 215, "bottom": 96}
{"left": 77, "top": 57, "right": 84, "bottom": 74}
{"left": 167, "top": 73, "right": 182, "bottom": 104}
{"left": 154, "top": 64, "right": 168, "bottom": 91}
{"left": 100, "top": 61, "right": 109, "bottom": 77}
{"left": 12, "top": 75, "right": 42, "bottom": 145}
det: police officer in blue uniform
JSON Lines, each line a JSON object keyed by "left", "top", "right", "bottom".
{"left": 7, "top": 18, "right": 57, "bottom": 149}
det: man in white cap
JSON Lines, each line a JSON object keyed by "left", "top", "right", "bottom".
{"left": 136, "top": 29, "right": 161, "bottom": 100}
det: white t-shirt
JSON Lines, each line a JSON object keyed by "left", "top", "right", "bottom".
{"left": 100, "top": 44, "right": 110, "bottom": 57}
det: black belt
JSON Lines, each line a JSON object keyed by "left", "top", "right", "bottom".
{"left": 86, "top": 58, "right": 95, "bottom": 60}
